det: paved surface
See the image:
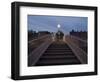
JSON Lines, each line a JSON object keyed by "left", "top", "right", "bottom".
{"left": 35, "top": 41, "right": 81, "bottom": 66}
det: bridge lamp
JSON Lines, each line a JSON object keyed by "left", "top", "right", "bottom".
{"left": 57, "top": 24, "right": 61, "bottom": 32}
{"left": 57, "top": 24, "right": 61, "bottom": 29}
{"left": 36, "top": 30, "right": 39, "bottom": 38}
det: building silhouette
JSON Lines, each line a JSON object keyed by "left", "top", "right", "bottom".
{"left": 70, "top": 29, "right": 87, "bottom": 40}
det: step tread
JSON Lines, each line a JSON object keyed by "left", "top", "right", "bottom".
{"left": 35, "top": 41, "right": 81, "bottom": 66}
{"left": 44, "top": 52, "right": 74, "bottom": 55}
{"left": 40, "top": 55, "right": 76, "bottom": 59}
{"left": 36, "top": 58, "right": 81, "bottom": 66}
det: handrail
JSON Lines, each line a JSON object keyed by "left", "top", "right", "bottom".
{"left": 28, "top": 38, "right": 53, "bottom": 66}
{"left": 68, "top": 35, "right": 87, "bottom": 43}
{"left": 65, "top": 36, "right": 87, "bottom": 64}
{"left": 28, "top": 34, "right": 51, "bottom": 44}
{"left": 66, "top": 35, "right": 87, "bottom": 48}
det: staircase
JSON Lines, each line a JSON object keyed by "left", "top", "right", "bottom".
{"left": 35, "top": 41, "right": 81, "bottom": 66}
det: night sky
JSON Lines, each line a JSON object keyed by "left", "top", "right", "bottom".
{"left": 28, "top": 15, "right": 88, "bottom": 34}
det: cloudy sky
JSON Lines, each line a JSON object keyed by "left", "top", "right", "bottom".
{"left": 28, "top": 15, "right": 88, "bottom": 34}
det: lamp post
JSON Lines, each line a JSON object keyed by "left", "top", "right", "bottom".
{"left": 57, "top": 24, "right": 61, "bottom": 41}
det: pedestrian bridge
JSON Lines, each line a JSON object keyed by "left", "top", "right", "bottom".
{"left": 28, "top": 34, "right": 87, "bottom": 66}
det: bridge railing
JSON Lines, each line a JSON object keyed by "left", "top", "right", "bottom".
{"left": 65, "top": 35, "right": 87, "bottom": 64}
{"left": 66, "top": 35, "right": 87, "bottom": 53}
{"left": 28, "top": 34, "right": 52, "bottom": 54}
{"left": 28, "top": 34, "right": 52, "bottom": 44}
{"left": 28, "top": 37, "right": 53, "bottom": 66}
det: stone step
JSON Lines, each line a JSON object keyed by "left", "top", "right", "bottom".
{"left": 41, "top": 55, "right": 76, "bottom": 59}
{"left": 49, "top": 45, "right": 69, "bottom": 48}
{"left": 45, "top": 49, "right": 72, "bottom": 52}
{"left": 35, "top": 41, "right": 81, "bottom": 66}
{"left": 45, "top": 50, "right": 72, "bottom": 53}
{"left": 46, "top": 48, "right": 71, "bottom": 50}
{"left": 44, "top": 52, "right": 74, "bottom": 55}
{"left": 35, "top": 58, "right": 81, "bottom": 66}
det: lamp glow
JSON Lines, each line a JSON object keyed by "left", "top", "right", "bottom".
{"left": 57, "top": 24, "right": 61, "bottom": 28}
